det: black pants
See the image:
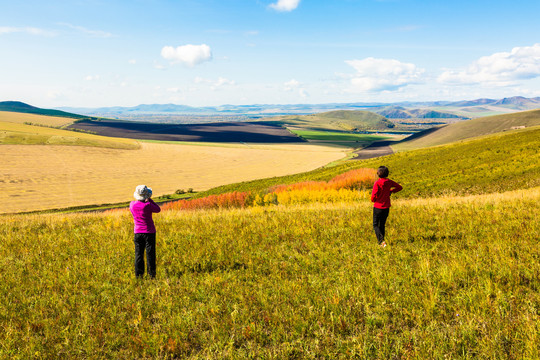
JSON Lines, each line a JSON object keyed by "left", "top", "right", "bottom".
{"left": 373, "top": 207, "right": 390, "bottom": 244}
{"left": 134, "top": 233, "right": 156, "bottom": 278}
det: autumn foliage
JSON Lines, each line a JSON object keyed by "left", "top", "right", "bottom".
{"left": 161, "top": 191, "right": 251, "bottom": 211}
{"left": 162, "top": 168, "right": 377, "bottom": 211}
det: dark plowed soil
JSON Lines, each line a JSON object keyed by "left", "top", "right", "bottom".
{"left": 352, "top": 141, "right": 394, "bottom": 160}
{"left": 67, "top": 120, "right": 305, "bottom": 143}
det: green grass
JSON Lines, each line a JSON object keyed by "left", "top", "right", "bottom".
{"left": 264, "top": 110, "right": 395, "bottom": 132}
{"left": 0, "top": 101, "right": 91, "bottom": 120}
{"left": 195, "top": 126, "right": 540, "bottom": 199}
{"left": 393, "top": 109, "right": 540, "bottom": 151}
{"left": 1, "top": 117, "right": 539, "bottom": 358}
{"left": 290, "top": 129, "right": 389, "bottom": 143}
{"left": 1, "top": 189, "right": 538, "bottom": 358}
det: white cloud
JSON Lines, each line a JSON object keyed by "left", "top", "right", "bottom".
{"left": 193, "top": 76, "right": 235, "bottom": 90}
{"left": 161, "top": 44, "right": 212, "bottom": 67}
{"left": 269, "top": 0, "right": 301, "bottom": 12}
{"left": 85, "top": 75, "right": 100, "bottom": 81}
{"left": 47, "top": 90, "right": 66, "bottom": 101}
{"left": 283, "top": 79, "right": 308, "bottom": 98}
{"left": 128, "top": 59, "right": 137, "bottom": 65}
{"left": 345, "top": 57, "right": 424, "bottom": 92}
{"left": 283, "top": 79, "right": 300, "bottom": 91}
{"left": 58, "top": 23, "right": 113, "bottom": 38}
{"left": 194, "top": 76, "right": 211, "bottom": 84}
{"left": 438, "top": 43, "right": 540, "bottom": 86}
{"left": 154, "top": 62, "right": 166, "bottom": 70}
{"left": 0, "top": 26, "right": 56, "bottom": 36}
{"left": 211, "top": 77, "right": 236, "bottom": 90}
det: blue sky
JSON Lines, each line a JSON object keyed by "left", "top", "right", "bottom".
{"left": 1, "top": 0, "right": 540, "bottom": 107}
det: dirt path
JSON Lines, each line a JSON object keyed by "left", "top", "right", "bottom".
{"left": 351, "top": 141, "right": 394, "bottom": 160}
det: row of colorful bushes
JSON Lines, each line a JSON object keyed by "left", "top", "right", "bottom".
{"left": 161, "top": 168, "right": 376, "bottom": 211}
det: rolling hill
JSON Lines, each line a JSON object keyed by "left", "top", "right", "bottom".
{"left": 0, "top": 111, "right": 76, "bottom": 127}
{"left": 267, "top": 110, "right": 395, "bottom": 131}
{"left": 0, "top": 120, "right": 139, "bottom": 149}
{"left": 0, "top": 101, "right": 92, "bottom": 120}
{"left": 391, "top": 109, "right": 540, "bottom": 151}
{"left": 193, "top": 124, "right": 540, "bottom": 199}
{"left": 375, "top": 107, "right": 465, "bottom": 119}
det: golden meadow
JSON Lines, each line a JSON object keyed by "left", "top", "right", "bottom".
{"left": 0, "top": 126, "right": 539, "bottom": 359}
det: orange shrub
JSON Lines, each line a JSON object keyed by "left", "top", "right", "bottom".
{"left": 270, "top": 168, "right": 376, "bottom": 193}
{"left": 162, "top": 168, "right": 376, "bottom": 211}
{"left": 162, "top": 191, "right": 251, "bottom": 211}
{"left": 328, "top": 168, "right": 376, "bottom": 190}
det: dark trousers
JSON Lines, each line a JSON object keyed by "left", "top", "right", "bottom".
{"left": 373, "top": 207, "right": 390, "bottom": 244}
{"left": 134, "top": 233, "right": 156, "bottom": 278}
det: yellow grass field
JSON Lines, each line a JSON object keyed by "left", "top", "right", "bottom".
{"left": 0, "top": 110, "right": 75, "bottom": 127}
{"left": 0, "top": 142, "right": 347, "bottom": 213}
{"left": 0, "top": 120, "right": 140, "bottom": 149}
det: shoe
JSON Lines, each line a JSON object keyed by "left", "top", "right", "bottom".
{"left": 380, "top": 242, "right": 387, "bottom": 248}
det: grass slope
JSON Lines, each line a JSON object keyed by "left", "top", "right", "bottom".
{"left": 0, "top": 101, "right": 91, "bottom": 120}
{"left": 0, "top": 121, "right": 139, "bottom": 149}
{"left": 1, "top": 188, "right": 538, "bottom": 358}
{"left": 267, "top": 110, "right": 395, "bottom": 131}
{"left": 197, "top": 126, "right": 540, "bottom": 199}
{"left": 0, "top": 111, "right": 81, "bottom": 128}
{"left": 393, "top": 109, "right": 540, "bottom": 151}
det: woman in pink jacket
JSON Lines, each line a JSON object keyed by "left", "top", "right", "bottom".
{"left": 371, "top": 166, "right": 402, "bottom": 247}
{"left": 129, "top": 185, "right": 161, "bottom": 278}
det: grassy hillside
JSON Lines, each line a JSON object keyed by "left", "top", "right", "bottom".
{"left": 0, "top": 120, "right": 139, "bottom": 149}
{"left": 197, "top": 126, "right": 540, "bottom": 199}
{"left": 267, "top": 110, "right": 395, "bottom": 131}
{"left": 376, "top": 107, "right": 463, "bottom": 119}
{"left": 1, "top": 188, "right": 538, "bottom": 358}
{"left": 392, "top": 109, "right": 540, "bottom": 151}
{"left": 0, "top": 101, "right": 90, "bottom": 120}
{"left": 0, "top": 110, "right": 79, "bottom": 127}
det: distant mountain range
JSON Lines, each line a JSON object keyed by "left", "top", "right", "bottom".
{"left": 2, "top": 96, "right": 540, "bottom": 122}
{"left": 56, "top": 96, "right": 540, "bottom": 119}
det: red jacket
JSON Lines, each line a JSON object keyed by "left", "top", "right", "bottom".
{"left": 371, "top": 178, "right": 402, "bottom": 209}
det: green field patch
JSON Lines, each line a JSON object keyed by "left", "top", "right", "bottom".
{"left": 291, "top": 129, "right": 389, "bottom": 142}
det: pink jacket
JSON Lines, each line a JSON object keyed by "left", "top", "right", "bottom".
{"left": 129, "top": 199, "right": 161, "bottom": 233}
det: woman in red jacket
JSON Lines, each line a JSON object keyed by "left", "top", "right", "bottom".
{"left": 371, "top": 166, "right": 402, "bottom": 247}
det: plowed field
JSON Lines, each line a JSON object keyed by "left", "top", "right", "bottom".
{"left": 67, "top": 120, "right": 304, "bottom": 143}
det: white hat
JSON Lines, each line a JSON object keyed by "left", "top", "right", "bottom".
{"left": 134, "top": 185, "right": 152, "bottom": 201}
